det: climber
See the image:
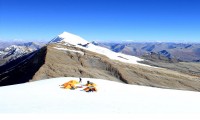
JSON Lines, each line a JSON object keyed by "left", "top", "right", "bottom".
{"left": 79, "top": 77, "right": 82, "bottom": 83}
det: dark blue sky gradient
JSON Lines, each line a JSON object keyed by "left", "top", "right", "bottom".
{"left": 0, "top": 0, "right": 200, "bottom": 42}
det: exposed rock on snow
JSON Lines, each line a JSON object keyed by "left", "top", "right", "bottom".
{"left": 53, "top": 47, "right": 84, "bottom": 56}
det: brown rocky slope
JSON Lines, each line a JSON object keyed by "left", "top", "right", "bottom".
{"left": 30, "top": 43, "right": 200, "bottom": 91}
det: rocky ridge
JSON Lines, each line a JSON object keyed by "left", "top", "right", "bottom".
{"left": 1, "top": 32, "right": 200, "bottom": 92}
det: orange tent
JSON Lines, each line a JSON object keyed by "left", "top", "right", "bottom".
{"left": 84, "top": 86, "right": 97, "bottom": 92}
{"left": 84, "top": 81, "right": 97, "bottom": 92}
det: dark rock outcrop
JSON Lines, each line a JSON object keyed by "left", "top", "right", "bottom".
{"left": 0, "top": 47, "right": 47, "bottom": 86}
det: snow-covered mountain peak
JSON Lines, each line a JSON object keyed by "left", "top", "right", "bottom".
{"left": 49, "top": 31, "right": 148, "bottom": 66}
{"left": 58, "top": 31, "right": 77, "bottom": 38}
{"left": 50, "top": 31, "right": 89, "bottom": 45}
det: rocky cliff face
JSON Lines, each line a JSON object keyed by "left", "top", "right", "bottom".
{"left": 0, "top": 47, "right": 46, "bottom": 86}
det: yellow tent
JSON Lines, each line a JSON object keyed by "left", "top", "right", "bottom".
{"left": 60, "top": 80, "right": 79, "bottom": 89}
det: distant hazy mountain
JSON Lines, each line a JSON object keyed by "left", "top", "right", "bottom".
{"left": 0, "top": 41, "right": 24, "bottom": 49}
{"left": 95, "top": 42, "right": 200, "bottom": 62}
{"left": 0, "top": 42, "right": 44, "bottom": 66}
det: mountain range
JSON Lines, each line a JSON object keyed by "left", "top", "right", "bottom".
{"left": 0, "top": 32, "right": 200, "bottom": 92}
{"left": 97, "top": 42, "right": 200, "bottom": 62}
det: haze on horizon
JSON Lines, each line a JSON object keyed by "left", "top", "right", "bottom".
{"left": 0, "top": 0, "right": 200, "bottom": 43}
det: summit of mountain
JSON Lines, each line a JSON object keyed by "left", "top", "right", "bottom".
{"left": 49, "top": 31, "right": 89, "bottom": 45}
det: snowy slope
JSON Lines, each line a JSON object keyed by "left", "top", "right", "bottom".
{"left": 50, "top": 32, "right": 145, "bottom": 65}
{"left": 0, "top": 77, "right": 200, "bottom": 114}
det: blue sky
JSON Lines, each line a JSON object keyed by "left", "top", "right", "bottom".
{"left": 0, "top": 0, "right": 200, "bottom": 42}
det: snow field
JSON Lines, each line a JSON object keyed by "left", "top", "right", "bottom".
{"left": 0, "top": 77, "right": 200, "bottom": 114}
